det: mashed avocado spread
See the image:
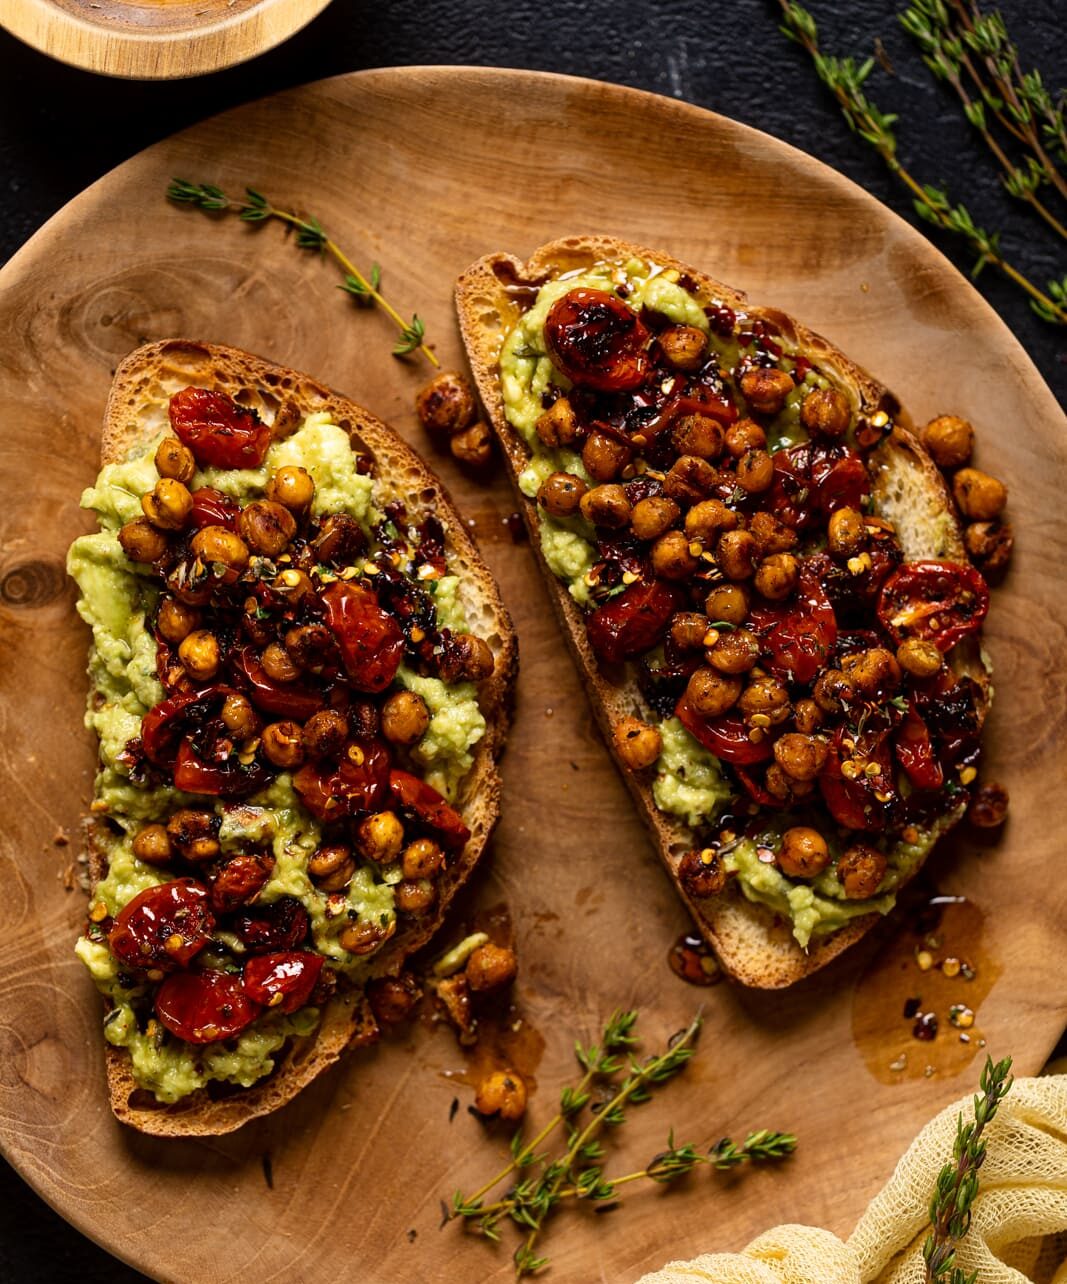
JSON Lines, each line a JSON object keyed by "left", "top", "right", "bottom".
{"left": 68, "top": 412, "right": 486, "bottom": 1100}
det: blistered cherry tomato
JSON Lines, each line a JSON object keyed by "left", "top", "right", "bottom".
{"left": 155, "top": 969, "right": 260, "bottom": 1044}
{"left": 819, "top": 726, "right": 895, "bottom": 832}
{"left": 749, "top": 564, "right": 837, "bottom": 684}
{"left": 587, "top": 580, "right": 685, "bottom": 665}
{"left": 675, "top": 699, "right": 774, "bottom": 765}
{"left": 209, "top": 853, "right": 273, "bottom": 913}
{"left": 877, "top": 560, "right": 990, "bottom": 652}
{"left": 108, "top": 879, "right": 215, "bottom": 971}
{"left": 320, "top": 582, "right": 405, "bottom": 693}
{"left": 894, "top": 707, "right": 944, "bottom": 790}
{"left": 242, "top": 951, "right": 324, "bottom": 1014}
{"left": 231, "top": 647, "right": 326, "bottom": 721}
{"left": 169, "top": 387, "right": 272, "bottom": 470}
{"left": 140, "top": 687, "right": 224, "bottom": 768}
{"left": 172, "top": 739, "right": 273, "bottom": 798}
{"left": 292, "top": 739, "right": 392, "bottom": 821}
{"left": 231, "top": 897, "right": 310, "bottom": 954}
{"left": 389, "top": 768, "right": 471, "bottom": 850}
{"left": 190, "top": 486, "right": 241, "bottom": 531}
{"left": 544, "top": 288, "right": 651, "bottom": 392}
{"left": 768, "top": 443, "right": 869, "bottom": 532}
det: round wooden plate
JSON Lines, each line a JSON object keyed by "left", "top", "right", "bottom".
{"left": 0, "top": 67, "right": 1063, "bottom": 1284}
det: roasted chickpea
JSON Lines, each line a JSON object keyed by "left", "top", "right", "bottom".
{"left": 537, "top": 471, "right": 587, "bottom": 518}
{"left": 311, "top": 513, "right": 366, "bottom": 565}
{"left": 191, "top": 524, "right": 250, "bottom": 570}
{"left": 964, "top": 519, "right": 1014, "bottom": 574}
{"left": 534, "top": 396, "right": 581, "bottom": 448}
{"left": 581, "top": 431, "right": 629, "bottom": 482}
{"left": 381, "top": 691, "right": 430, "bottom": 745}
{"left": 395, "top": 879, "right": 436, "bottom": 914}
{"left": 740, "top": 367, "right": 794, "bottom": 415}
{"left": 262, "top": 641, "right": 300, "bottom": 683}
{"left": 663, "top": 455, "right": 718, "bottom": 505}
{"left": 438, "top": 633, "right": 495, "bottom": 684}
{"left": 896, "top": 637, "right": 942, "bottom": 678}
{"left": 273, "top": 567, "right": 315, "bottom": 603}
{"left": 737, "top": 674, "right": 791, "bottom": 725}
{"left": 119, "top": 518, "right": 168, "bottom": 563}
{"left": 366, "top": 974, "right": 421, "bottom": 1025}
{"left": 778, "top": 826, "right": 830, "bottom": 878}
{"left": 812, "top": 668, "right": 856, "bottom": 714}
{"left": 221, "top": 692, "right": 260, "bottom": 740}
{"left": 241, "top": 595, "right": 273, "bottom": 646}
{"left": 921, "top": 414, "right": 974, "bottom": 469}
{"left": 842, "top": 647, "right": 901, "bottom": 696}
{"left": 631, "top": 495, "right": 680, "bottom": 541}
{"left": 613, "top": 716, "right": 663, "bottom": 770}
{"left": 580, "top": 483, "right": 631, "bottom": 529}
{"left": 836, "top": 843, "right": 887, "bottom": 898}
{"left": 238, "top": 500, "right": 297, "bottom": 557}
{"left": 302, "top": 709, "right": 349, "bottom": 760}
{"left": 284, "top": 623, "right": 334, "bottom": 674}
{"left": 156, "top": 597, "right": 200, "bottom": 645}
{"left": 684, "top": 498, "right": 737, "bottom": 542}
{"left": 793, "top": 698, "right": 824, "bottom": 735}
{"left": 266, "top": 465, "right": 315, "bottom": 512}
{"left": 166, "top": 809, "right": 219, "bottom": 863}
{"left": 969, "top": 780, "right": 1009, "bottom": 828}
{"left": 178, "top": 629, "right": 220, "bottom": 681}
{"left": 466, "top": 942, "right": 518, "bottom": 993}
{"left": 474, "top": 1069, "right": 527, "bottom": 1121}
{"left": 402, "top": 837, "right": 445, "bottom": 880}
{"left": 651, "top": 530, "right": 699, "bottom": 580}
{"left": 261, "top": 721, "right": 305, "bottom": 769}
{"left": 339, "top": 918, "right": 395, "bottom": 955}
{"left": 748, "top": 510, "right": 798, "bottom": 555}
{"left": 357, "top": 811, "right": 405, "bottom": 863}
{"left": 670, "top": 611, "right": 710, "bottom": 651}
{"left": 154, "top": 437, "right": 196, "bottom": 483}
{"left": 132, "top": 824, "right": 172, "bottom": 866}
{"left": 451, "top": 421, "right": 493, "bottom": 467}
{"left": 685, "top": 667, "right": 742, "bottom": 717}
{"left": 736, "top": 448, "right": 774, "bottom": 493}
{"left": 716, "top": 529, "right": 759, "bottom": 580}
{"left": 141, "top": 478, "right": 193, "bottom": 531}
{"left": 754, "top": 552, "right": 799, "bottom": 601}
{"left": 415, "top": 370, "right": 476, "bottom": 437}
{"left": 800, "top": 387, "right": 850, "bottom": 438}
{"left": 827, "top": 507, "right": 865, "bottom": 558}
{"left": 724, "top": 417, "right": 766, "bottom": 458}
{"left": 678, "top": 847, "right": 728, "bottom": 897}
{"left": 308, "top": 844, "right": 356, "bottom": 891}
{"left": 659, "top": 324, "right": 708, "bottom": 372}
{"left": 953, "top": 467, "right": 1007, "bottom": 521}
{"left": 706, "top": 628, "right": 759, "bottom": 675}
{"left": 765, "top": 763, "right": 815, "bottom": 803}
{"left": 773, "top": 733, "right": 829, "bottom": 782}
{"left": 704, "top": 583, "right": 749, "bottom": 626}
{"left": 671, "top": 413, "right": 723, "bottom": 459}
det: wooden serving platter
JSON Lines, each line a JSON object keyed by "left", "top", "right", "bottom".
{"left": 0, "top": 67, "right": 1063, "bottom": 1284}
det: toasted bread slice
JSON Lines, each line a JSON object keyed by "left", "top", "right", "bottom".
{"left": 456, "top": 236, "right": 985, "bottom": 989}
{"left": 82, "top": 340, "right": 516, "bottom": 1133}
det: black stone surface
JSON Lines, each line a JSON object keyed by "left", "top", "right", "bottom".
{"left": 0, "top": 1, "right": 1062, "bottom": 1278}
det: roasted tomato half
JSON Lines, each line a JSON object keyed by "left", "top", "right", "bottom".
{"left": 141, "top": 687, "right": 226, "bottom": 769}
{"left": 155, "top": 969, "right": 260, "bottom": 1044}
{"left": 108, "top": 879, "right": 215, "bottom": 972}
{"left": 544, "top": 287, "right": 651, "bottom": 392}
{"left": 172, "top": 738, "right": 273, "bottom": 799}
{"left": 231, "top": 897, "right": 310, "bottom": 954}
{"left": 675, "top": 699, "right": 774, "bottom": 766}
{"left": 389, "top": 768, "right": 471, "bottom": 850}
{"left": 877, "top": 560, "right": 990, "bottom": 652}
{"left": 587, "top": 580, "right": 685, "bottom": 665}
{"left": 749, "top": 564, "right": 837, "bottom": 685}
{"left": 243, "top": 951, "right": 324, "bottom": 1014}
{"left": 292, "top": 739, "right": 392, "bottom": 821}
{"left": 321, "top": 582, "right": 405, "bottom": 693}
{"left": 231, "top": 647, "right": 326, "bottom": 721}
{"left": 819, "top": 725, "right": 895, "bottom": 832}
{"left": 894, "top": 706, "right": 944, "bottom": 791}
{"left": 190, "top": 486, "right": 240, "bottom": 531}
{"left": 768, "top": 443, "right": 869, "bottom": 532}
{"left": 169, "top": 387, "right": 272, "bottom": 470}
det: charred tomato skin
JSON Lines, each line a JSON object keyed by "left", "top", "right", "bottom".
{"left": 169, "top": 387, "right": 272, "bottom": 470}
{"left": 108, "top": 879, "right": 215, "bottom": 972}
{"left": 675, "top": 698, "right": 774, "bottom": 766}
{"left": 155, "top": 969, "right": 260, "bottom": 1044}
{"left": 388, "top": 768, "right": 471, "bottom": 850}
{"left": 230, "top": 897, "right": 311, "bottom": 954}
{"left": 877, "top": 560, "right": 990, "bottom": 652}
{"left": 587, "top": 580, "right": 686, "bottom": 665}
{"left": 242, "top": 951, "right": 324, "bottom": 1014}
{"left": 292, "top": 739, "right": 392, "bottom": 821}
{"left": 544, "top": 287, "right": 651, "bottom": 392}
{"left": 320, "top": 582, "right": 406, "bottom": 693}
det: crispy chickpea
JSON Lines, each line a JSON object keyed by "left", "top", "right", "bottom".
{"left": 166, "top": 809, "right": 219, "bottom": 863}
{"left": 238, "top": 500, "right": 297, "bottom": 557}
{"left": 706, "top": 628, "right": 759, "bottom": 675}
{"left": 800, "top": 387, "right": 850, "bottom": 438}
{"left": 670, "top": 612, "right": 710, "bottom": 651}
{"left": 154, "top": 437, "right": 196, "bottom": 483}
{"left": 842, "top": 647, "right": 901, "bottom": 696}
{"left": 357, "top": 811, "right": 405, "bottom": 863}
{"left": 651, "top": 530, "right": 699, "bottom": 580}
{"left": 191, "top": 524, "right": 250, "bottom": 571}
{"left": 953, "top": 467, "right": 1007, "bottom": 521}
{"left": 921, "top": 414, "right": 974, "bottom": 469}
{"left": 813, "top": 668, "right": 856, "bottom": 714}
{"left": 659, "top": 324, "right": 708, "bottom": 372}
{"left": 284, "top": 623, "right": 334, "bottom": 674}
{"left": 415, "top": 370, "right": 476, "bottom": 437}
{"left": 451, "top": 422, "right": 493, "bottom": 467}
{"left": 685, "top": 498, "right": 737, "bottom": 542}
{"left": 793, "top": 698, "right": 824, "bottom": 735}
{"left": 765, "top": 763, "right": 815, "bottom": 802}
{"left": 754, "top": 552, "right": 799, "bottom": 601}
{"left": 671, "top": 413, "right": 723, "bottom": 459}
{"left": 778, "top": 826, "right": 830, "bottom": 878}
{"left": 402, "top": 837, "right": 445, "bottom": 881}
{"left": 736, "top": 448, "right": 774, "bottom": 493}
{"left": 311, "top": 513, "right": 366, "bottom": 565}
{"left": 724, "top": 418, "right": 766, "bottom": 459}
{"left": 266, "top": 465, "right": 315, "bottom": 513}
{"left": 663, "top": 455, "right": 718, "bottom": 505}
{"left": 302, "top": 709, "right": 349, "bottom": 760}
{"left": 704, "top": 583, "right": 749, "bottom": 626}
{"left": 474, "top": 1069, "right": 527, "bottom": 1121}
{"left": 685, "top": 667, "right": 742, "bottom": 717}
{"left": 381, "top": 691, "right": 430, "bottom": 746}
{"left": 308, "top": 844, "right": 356, "bottom": 891}
{"left": 535, "top": 396, "right": 581, "bottom": 448}
{"left": 613, "top": 716, "right": 663, "bottom": 770}
{"left": 716, "top": 529, "right": 759, "bottom": 580}
{"left": 261, "top": 721, "right": 305, "bottom": 769}
{"left": 537, "top": 471, "right": 587, "bottom": 518}
{"left": 178, "top": 629, "right": 220, "bottom": 681}
{"left": 262, "top": 641, "right": 300, "bottom": 683}
{"left": 273, "top": 567, "right": 315, "bottom": 603}
{"left": 221, "top": 692, "right": 260, "bottom": 740}
{"left": 466, "top": 942, "right": 518, "bottom": 993}
{"left": 836, "top": 844, "right": 887, "bottom": 899}
{"left": 678, "top": 847, "right": 727, "bottom": 897}
{"left": 964, "top": 520, "right": 1014, "bottom": 573}
{"left": 339, "top": 918, "right": 395, "bottom": 955}
{"left": 157, "top": 597, "right": 200, "bottom": 645}
{"left": 119, "top": 518, "right": 169, "bottom": 563}
{"left": 395, "top": 879, "right": 436, "bottom": 914}
{"left": 631, "top": 495, "right": 680, "bottom": 541}
{"left": 896, "top": 637, "right": 942, "bottom": 678}
{"left": 737, "top": 675, "right": 791, "bottom": 725}
{"left": 132, "top": 824, "right": 172, "bottom": 867}
{"left": 366, "top": 974, "right": 421, "bottom": 1025}
{"left": 748, "top": 510, "right": 798, "bottom": 555}
{"left": 241, "top": 595, "right": 273, "bottom": 646}
{"left": 581, "top": 431, "right": 629, "bottom": 482}
{"left": 740, "top": 367, "right": 794, "bottom": 415}
{"left": 969, "top": 781, "right": 1009, "bottom": 828}
{"left": 580, "top": 483, "right": 631, "bottom": 529}
{"left": 438, "top": 633, "right": 495, "bottom": 684}
{"left": 141, "top": 478, "right": 193, "bottom": 531}
{"left": 773, "top": 733, "right": 829, "bottom": 782}
{"left": 827, "top": 507, "right": 866, "bottom": 558}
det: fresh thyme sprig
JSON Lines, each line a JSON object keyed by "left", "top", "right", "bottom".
{"left": 165, "top": 180, "right": 438, "bottom": 367}
{"left": 923, "top": 1054, "right": 1013, "bottom": 1284}
{"left": 448, "top": 1010, "right": 795, "bottom": 1278}
{"left": 776, "top": 2, "right": 1067, "bottom": 325}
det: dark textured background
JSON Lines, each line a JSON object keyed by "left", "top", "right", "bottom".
{"left": 0, "top": 0, "right": 1063, "bottom": 1278}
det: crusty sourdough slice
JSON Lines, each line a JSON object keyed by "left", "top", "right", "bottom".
{"left": 83, "top": 339, "right": 517, "bottom": 1134}
{"left": 456, "top": 236, "right": 984, "bottom": 989}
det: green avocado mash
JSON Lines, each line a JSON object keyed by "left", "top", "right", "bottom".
{"left": 68, "top": 412, "right": 485, "bottom": 1100}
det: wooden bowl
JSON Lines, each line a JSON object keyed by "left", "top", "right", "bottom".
{"left": 0, "top": 0, "right": 332, "bottom": 79}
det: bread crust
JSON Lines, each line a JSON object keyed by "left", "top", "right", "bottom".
{"left": 455, "top": 235, "right": 982, "bottom": 989}
{"left": 83, "top": 340, "right": 516, "bottom": 1134}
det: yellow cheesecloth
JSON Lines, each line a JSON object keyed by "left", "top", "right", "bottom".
{"left": 636, "top": 1075, "right": 1067, "bottom": 1284}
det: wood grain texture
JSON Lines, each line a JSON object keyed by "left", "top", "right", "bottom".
{"left": 0, "top": 0, "right": 331, "bottom": 79}
{"left": 0, "top": 67, "right": 1064, "bottom": 1284}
